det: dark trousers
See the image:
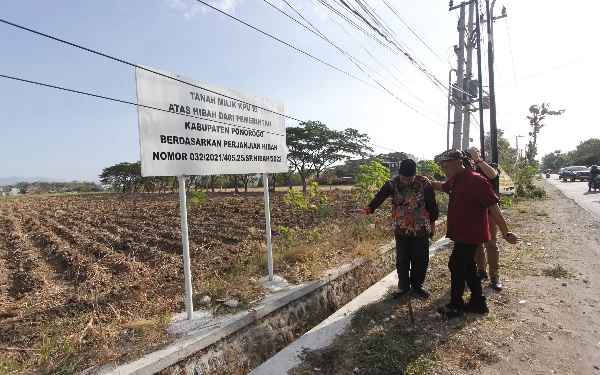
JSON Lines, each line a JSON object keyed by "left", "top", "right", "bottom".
{"left": 448, "top": 241, "right": 483, "bottom": 307}
{"left": 395, "top": 234, "right": 430, "bottom": 290}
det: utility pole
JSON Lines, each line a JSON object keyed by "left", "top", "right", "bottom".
{"left": 461, "top": 1, "right": 475, "bottom": 150}
{"left": 447, "top": 68, "right": 455, "bottom": 150}
{"left": 475, "top": 5, "right": 486, "bottom": 159}
{"left": 485, "top": 0, "right": 506, "bottom": 164}
{"left": 515, "top": 135, "right": 524, "bottom": 165}
{"left": 452, "top": 2, "right": 466, "bottom": 149}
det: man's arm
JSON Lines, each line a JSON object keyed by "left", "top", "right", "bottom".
{"left": 489, "top": 204, "right": 518, "bottom": 244}
{"left": 355, "top": 181, "right": 392, "bottom": 220}
{"left": 476, "top": 160, "right": 499, "bottom": 179}
{"left": 424, "top": 183, "right": 439, "bottom": 223}
{"left": 469, "top": 147, "right": 498, "bottom": 179}
{"left": 431, "top": 181, "right": 444, "bottom": 192}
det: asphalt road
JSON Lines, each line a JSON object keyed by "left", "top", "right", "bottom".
{"left": 542, "top": 174, "right": 600, "bottom": 222}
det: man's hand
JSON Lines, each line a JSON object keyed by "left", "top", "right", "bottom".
{"left": 430, "top": 221, "right": 436, "bottom": 238}
{"left": 503, "top": 232, "right": 519, "bottom": 244}
{"left": 355, "top": 209, "right": 368, "bottom": 221}
{"left": 468, "top": 147, "right": 479, "bottom": 161}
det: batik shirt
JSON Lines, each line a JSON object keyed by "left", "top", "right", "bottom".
{"left": 366, "top": 175, "right": 439, "bottom": 238}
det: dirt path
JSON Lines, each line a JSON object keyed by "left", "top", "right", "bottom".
{"left": 290, "top": 180, "right": 600, "bottom": 375}
{"left": 473, "top": 180, "right": 600, "bottom": 375}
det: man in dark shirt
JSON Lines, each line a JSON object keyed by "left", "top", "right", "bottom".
{"left": 467, "top": 147, "right": 503, "bottom": 291}
{"left": 431, "top": 150, "right": 518, "bottom": 319}
{"left": 356, "top": 159, "right": 439, "bottom": 299}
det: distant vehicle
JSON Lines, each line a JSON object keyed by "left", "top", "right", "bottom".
{"left": 558, "top": 168, "right": 566, "bottom": 179}
{"left": 562, "top": 166, "right": 590, "bottom": 182}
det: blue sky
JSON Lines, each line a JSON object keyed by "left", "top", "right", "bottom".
{"left": 1, "top": 0, "right": 599, "bottom": 181}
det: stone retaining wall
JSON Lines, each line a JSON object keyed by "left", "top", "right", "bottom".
{"left": 96, "top": 218, "right": 447, "bottom": 375}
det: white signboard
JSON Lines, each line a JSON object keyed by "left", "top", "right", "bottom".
{"left": 135, "top": 66, "right": 287, "bottom": 176}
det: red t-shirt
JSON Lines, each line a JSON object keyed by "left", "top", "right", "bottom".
{"left": 442, "top": 168, "right": 499, "bottom": 244}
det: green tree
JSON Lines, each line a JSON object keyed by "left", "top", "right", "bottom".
{"left": 541, "top": 150, "right": 569, "bottom": 171}
{"left": 353, "top": 158, "right": 390, "bottom": 204}
{"left": 484, "top": 128, "right": 518, "bottom": 176}
{"left": 286, "top": 121, "right": 372, "bottom": 191}
{"left": 99, "top": 161, "right": 143, "bottom": 192}
{"left": 525, "top": 103, "right": 565, "bottom": 165}
{"left": 417, "top": 160, "right": 443, "bottom": 181}
{"left": 567, "top": 138, "right": 600, "bottom": 166}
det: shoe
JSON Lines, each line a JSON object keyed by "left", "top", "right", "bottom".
{"left": 436, "top": 304, "right": 464, "bottom": 319}
{"left": 392, "top": 289, "right": 410, "bottom": 299}
{"left": 490, "top": 276, "right": 503, "bottom": 291}
{"left": 411, "top": 287, "right": 431, "bottom": 299}
{"left": 478, "top": 269, "right": 489, "bottom": 280}
{"left": 464, "top": 297, "right": 489, "bottom": 314}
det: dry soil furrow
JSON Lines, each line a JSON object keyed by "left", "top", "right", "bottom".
{"left": 21, "top": 215, "right": 109, "bottom": 289}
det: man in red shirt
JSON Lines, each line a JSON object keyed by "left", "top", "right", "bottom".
{"left": 432, "top": 150, "right": 518, "bottom": 319}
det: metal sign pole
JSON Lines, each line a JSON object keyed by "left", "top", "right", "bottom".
{"left": 178, "top": 175, "right": 194, "bottom": 320}
{"left": 263, "top": 173, "right": 274, "bottom": 281}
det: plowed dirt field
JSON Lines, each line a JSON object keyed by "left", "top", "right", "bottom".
{"left": 0, "top": 190, "right": 410, "bottom": 373}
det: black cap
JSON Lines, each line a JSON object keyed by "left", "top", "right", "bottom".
{"left": 437, "top": 149, "right": 464, "bottom": 163}
{"left": 399, "top": 159, "right": 417, "bottom": 176}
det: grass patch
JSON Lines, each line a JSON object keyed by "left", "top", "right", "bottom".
{"left": 542, "top": 264, "right": 572, "bottom": 279}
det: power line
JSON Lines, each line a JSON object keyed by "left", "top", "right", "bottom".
{"left": 0, "top": 17, "right": 446, "bottom": 129}
{"left": 0, "top": 18, "right": 304, "bottom": 124}
{"left": 319, "top": 0, "right": 449, "bottom": 94}
{"left": 0, "top": 73, "right": 288, "bottom": 136}
{"left": 498, "top": 52, "right": 600, "bottom": 87}
{"left": 261, "top": 0, "right": 445, "bottom": 120}
{"left": 192, "top": 0, "right": 447, "bottom": 125}
{"left": 380, "top": 0, "right": 449, "bottom": 68}
{"left": 0, "top": 73, "right": 414, "bottom": 158}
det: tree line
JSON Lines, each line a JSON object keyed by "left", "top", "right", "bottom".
{"left": 1, "top": 181, "right": 102, "bottom": 195}
{"left": 540, "top": 138, "right": 600, "bottom": 171}
{"left": 99, "top": 120, "right": 374, "bottom": 193}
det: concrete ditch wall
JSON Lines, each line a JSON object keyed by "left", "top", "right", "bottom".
{"left": 95, "top": 218, "right": 447, "bottom": 375}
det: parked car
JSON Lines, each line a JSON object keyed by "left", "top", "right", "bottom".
{"left": 562, "top": 166, "right": 590, "bottom": 181}
{"left": 558, "top": 168, "right": 566, "bottom": 179}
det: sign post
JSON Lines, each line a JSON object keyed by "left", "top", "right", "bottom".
{"left": 263, "top": 173, "right": 274, "bottom": 281}
{"left": 135, "top": 66, "right": 287, "bottom": 320}
{"left": 178, "top": 175, "right": 194, "bottom": 320}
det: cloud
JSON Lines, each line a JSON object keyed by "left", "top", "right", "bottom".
{"left": 211, "top": 0, "right": 239, "bottom": 14}
{"left": 168, "top": 0, "right": 241, "bottom": 20}
{"left": 184, "top": 4, "right": 207, "bottom": 20}
{"left": 167, "top": 0, "right": 187, "bottom": 10}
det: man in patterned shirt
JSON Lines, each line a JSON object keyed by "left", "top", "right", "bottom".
{"left": 356, "top": 159, "right": 439, "bottom": 299}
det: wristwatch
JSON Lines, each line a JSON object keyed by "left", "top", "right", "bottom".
{"left": 476, "top": 158, "right": 484, "bottom": 165}
{"left": 503, "top": 231, "right": 513, "bottom": 238}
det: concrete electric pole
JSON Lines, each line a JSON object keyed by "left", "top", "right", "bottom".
{"left": 461, "top": 1, "right": 475, "bottom": 150}
{"left": 485, "top": 0, "right": 507, "bottom": 164}
{"left": 452, "top": 2, "right": 466, "bottom": 149}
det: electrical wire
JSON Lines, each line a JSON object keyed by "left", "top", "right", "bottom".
{"left": 1, "top": 73, "right": 421, "bottom": 156}
{"left": 498, "top": 52, "right": 600, "bottom": 87}
{"left": 0, "top": 18, "right": 304, "bottom": 123}
{"left": 0, "top": 73, "right": 288, "bottom": 136}
{"left": 321, "top": 0, "right": 450, "bottom": 95}
{"left": 380, "top": 0, "right": 450, "bottom": 68}
{"left": 262, "top": 0, "right": 446, "bottom": 120}
{"left": 0, "top": 17, "right": 447, "bottom": 129}
{"left": 190, "top": 0, "right": 447, "bottom": 125}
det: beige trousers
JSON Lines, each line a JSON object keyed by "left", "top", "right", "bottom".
{"left": 476, "top": 215, "right": 500, "bottom": 277}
